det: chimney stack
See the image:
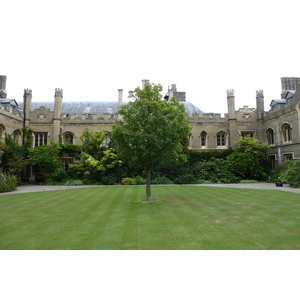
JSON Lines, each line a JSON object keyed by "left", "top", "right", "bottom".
{"left": 142, "top": 79, "right": 149, "bottom": 89}
{"left": 118, "top": 89, "right": 123, "bottom": 108}
{"left": 0, "top": 75, "right": 7, "bottom": 98}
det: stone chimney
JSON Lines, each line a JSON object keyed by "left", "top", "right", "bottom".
{"left": 168, "top": 84, "right": 186, "bottom": 102}
{"left": 227, "top": 89, "right": 236, "bottom": 120}
{"left": 23, "top": 89, "right": 32, "bottom": 127}
{"left": 142, "top": 79, "right": 149, "bottom": 89}
{"left": 0, "top": 75, "right": 7, "bottom": 99}
{"left": 256, "top": 90, "right": 264, "bottom": 121}
{"left": 118, "top": 89, "right": 123, "bottom": 108}
{"left": 53, "top": 88, "right": 63, "bottom": 143}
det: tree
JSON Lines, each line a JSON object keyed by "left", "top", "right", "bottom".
{"left": 71, "top": 128, "right": 121, "bottom": 178}
{"left": 227, "top": 136, "right": 269, "bottom": 180}
{"left": 111, "top": 82, "right": 191, "bottom": 201}
{"left": 0, "top": 133, "right": 28, "bottom": 182}
{"left": 27, "top": 142, "right": 62, "bottom": 183}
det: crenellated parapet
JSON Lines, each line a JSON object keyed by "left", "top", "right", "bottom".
{"left": 256, "top": 90, "right": 264, "bottom": 97}
{"left": 189, "top": 112, "right": 227, "bottom": 121}
{"left": 61, "top": 113, "right": 119, "bottom": 121}
{"left": 24, "top": 89, "right": 32, "bottom": 95}
{"left": 227, "top": 89, "right": 234, "bottom": 97}
{"left": 55, "top": 88, "right": 63, "bottom": 97}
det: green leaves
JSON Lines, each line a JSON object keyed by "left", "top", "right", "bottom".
{"left": 111, "top": 82, "right": 191, "bottom": 199}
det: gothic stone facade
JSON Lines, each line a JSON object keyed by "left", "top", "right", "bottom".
{"left": 1, "top": 76, "right": 300, "bottom": 167}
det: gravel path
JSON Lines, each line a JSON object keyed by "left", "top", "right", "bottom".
{"left": 1, "top": 182, "right": 300, "bottom": 195}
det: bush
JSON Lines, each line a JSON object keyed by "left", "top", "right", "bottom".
{"left": 281, "top": 160, "right": 300, "bottom": 187}
{"left": 0, "top": 173, "right": 18, "bottom": 192}
{"left": 267, "top": 165, "right": 286, "bottom": 183}
{"left": 151, "top": 176, "right": 173, "bottom": 184}
{"left": 121, "top": 177, "right": 136, "bottom": 185}
{"left": 100, "top": 174, "right": 118, "bottom": 185}
{"left": 196, "top": 158, "right": 240, "bottom": 183}
{"left": 134, "top": 176, "right": 146, "bottom": 185}
{"left": 173, "top": 174, "right": 198, "bottom": 184}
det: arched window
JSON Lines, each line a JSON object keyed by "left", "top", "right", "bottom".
{"left": 0, "top": 124, "right": 5, "bottom": 139}
{"left": 13, "top": 129, "right": 22, "bottom": 144}
{"left": 63, "top": 132, "right": 74, "bottom": 145}
{"left": 216, "top": 131, "right": 227, "bottom": 147}
{"left": 282, "top": 123, "right": 292, "bottom": 143}
{"left": 102, "top": 132, "right": 111, "bottom": 147}
{"left": 266, "top": 128, "right": 275, "bottom": 145}
{"left": 200, "top": 131, "right": 207, "bottom": 148}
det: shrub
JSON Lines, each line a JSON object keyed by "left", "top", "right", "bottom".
{"left": 196, "top": 158, "right": 240, "bottom": 183}
{"left": 0, "top": 173, "right": 18, "bottom": 193}
{"left": 100, "top": 174, "right": 118, "bottom": 185}
{"left": 151, "top": 176, "right": 173, "bottom": 184}
{"left": 281, "top": 160, "right": 300, "bottom": 187}
{"left": 134, "top": 176, "right": 146, "bottom": 185}
{"left": 173, "top": 174, "right": 198, "bottom": 184}
{"left": 121, "top": 177, "right": 136, "bottom": 185}
{"left": 267, "top": 165, "right": 286, "bottom": 183}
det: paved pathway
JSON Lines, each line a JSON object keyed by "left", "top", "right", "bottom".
{"left": 1, "top": 182, "right": 300, "bottom": 195}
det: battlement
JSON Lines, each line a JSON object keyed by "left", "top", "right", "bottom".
{"left": 24, "top": 89, "right": 32, "bottom": 95}
{"left": 227, "top": 89, "right": 234, "bottom": 97}
{"left": 256, "top": 90, "right": 264, "bottom": 97}
{"left": 62, "top": 112, "right": 119, "bottom": 121}
{"left": 55, "top": 88, "right": 63, "bottom": 97}
{"left": 189, "top": 112, "right": 226, "bottom": 121}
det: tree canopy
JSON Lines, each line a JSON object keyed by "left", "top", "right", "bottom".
{"left": 111, "top": 82, "right": 191, "bottom": 200}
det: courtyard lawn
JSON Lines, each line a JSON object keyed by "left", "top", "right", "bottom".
{"left": 0, "top": 185, "right": 299, "bottom": 250}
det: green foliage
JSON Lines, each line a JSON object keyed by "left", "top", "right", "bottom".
{"left": 236, "top": 136, "right": 269, "bottom": 160}
{"left": 0, "top": 173, "right": 18, "bottom": 192}
{"left": 195, "top": 158, "right": 240, "bottom": 183}
{"left": 22, "top": 127, "right": 33, "bottom": 148}
{"left": 27, "top": 143, "right": 63, "bottom": 183}
{"left": 227, "top": 152, "right": 262, "bottom": 179}
{"left": 80, "top": 128, "right": 106, "bottom": 158}
{"left": 281, "top": 160, "right": 300, "bottom": 187}
{"left": 111, "top": 82, "right": 191, "bottom": 199}
{"left": 71, "top": 149, "right": 122, "bottom": 175}
{"left": 121, "top": 177, "right": 136, "bottom": 185}
{"left": 71, "top": 128, "right": 121, "bottom": 179}
{"left": 187, "top": 148, "right": 234, "bottom": 164}
{"left": 227, "top": 137, "right": 269, "bottom": 180}
{"left": 267, "top": 165, "right": 286, "bottom": 183}
{"left": 60, "top": 144, "right": 81, "bottom": 158}
{"left": 100, "top": 174, "right": 118, "bottom": 185}
{"left": 133, "top": 176, "right": 146, "bottom": 185}
{"left": 151, "top": 176, "right": 173, "bottom": 184}
{"left": 0, "top": 134, "right": 28, "bottom": 182}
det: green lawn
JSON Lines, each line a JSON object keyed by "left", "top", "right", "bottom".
{"left": 0, "top": 186, "right": 299, "bottom": 250}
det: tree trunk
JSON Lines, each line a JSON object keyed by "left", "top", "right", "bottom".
{"left": 146, "top": 169, "right": 151, "bottom": 201}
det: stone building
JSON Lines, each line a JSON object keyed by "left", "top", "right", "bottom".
{"left": 1, "top": 75, "right": 300, "bottom": 168}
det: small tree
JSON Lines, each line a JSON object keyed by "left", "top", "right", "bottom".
{"left": 27, "top": 142, "right": 63, "bottom": 183}
{"left": 227, "top": 136, "right": 269, "bottom": 180}
{"left": 111, "top": 82, "right": 190, "bottom": 201}
{"left": 71, "top": 128, "right": 121, "bottom": 179}
{"left": 281, "top": 160, "right": 300, "bottom": 187}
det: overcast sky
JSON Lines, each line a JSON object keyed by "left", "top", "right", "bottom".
{"left": 2, "top": 0, "right": 300, "bottom": 114}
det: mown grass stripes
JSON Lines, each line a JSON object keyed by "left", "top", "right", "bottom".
{"left": 0, "top": 186, "right": 299, "bottom": 249}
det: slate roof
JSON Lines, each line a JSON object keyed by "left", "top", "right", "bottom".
{"left": 18, "top": 101, "right": 204, "bottom": 117}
